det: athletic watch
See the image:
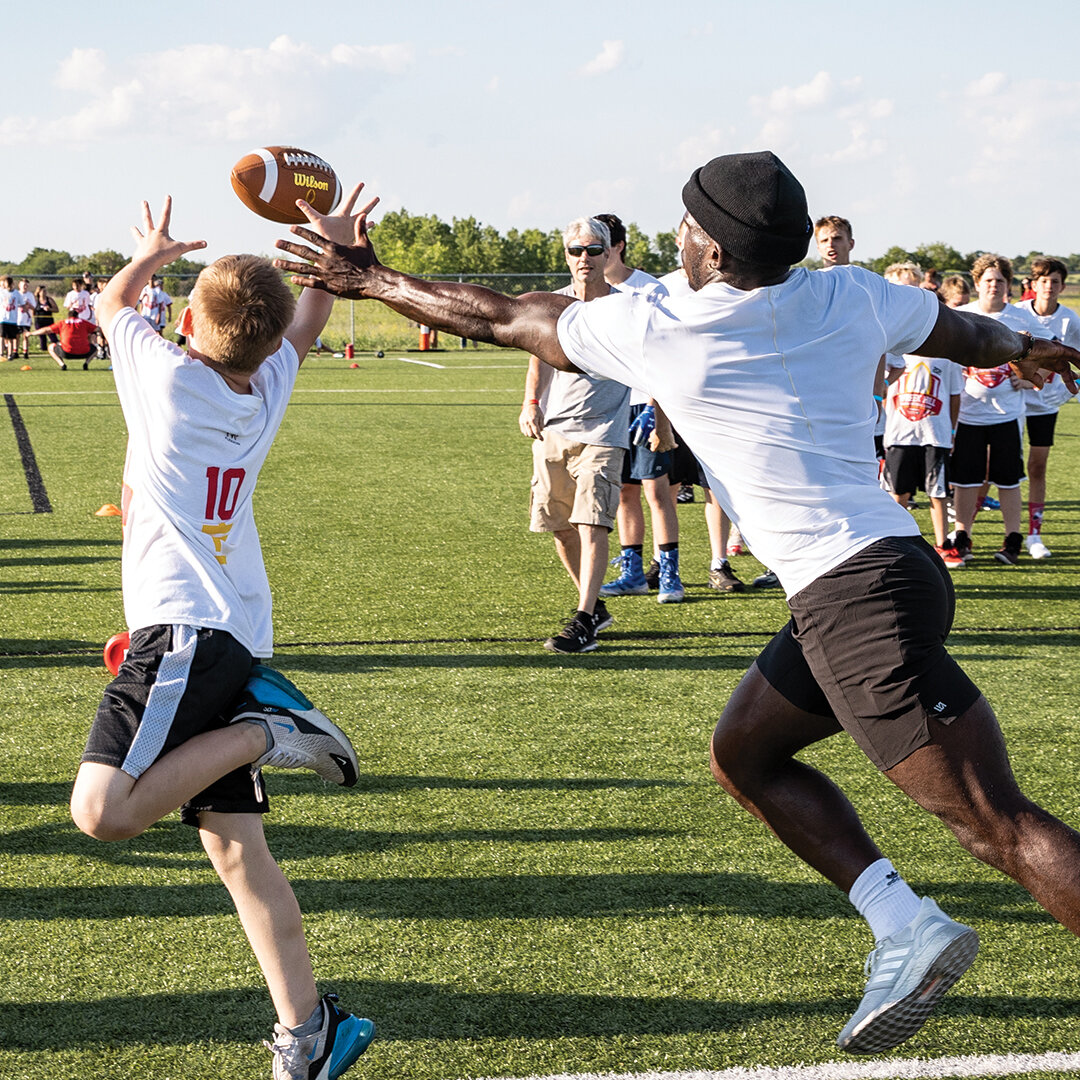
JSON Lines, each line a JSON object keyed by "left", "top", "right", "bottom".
{"left": 1015, "top": 330, "right": 1035, "bottom": 361}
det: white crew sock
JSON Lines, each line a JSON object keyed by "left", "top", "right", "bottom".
{"left": 848, "top": 858, "right": 923, "bottom": 942}
{"left": 710, "top": 556, "right": 729, "bottom": 571}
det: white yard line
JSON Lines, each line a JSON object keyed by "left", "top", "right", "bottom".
{"left": 479, "top": 1052, "right": 1080, "bottom": 1080}
{"left": 398, "top": 357, "right": 446, "bottom": 368}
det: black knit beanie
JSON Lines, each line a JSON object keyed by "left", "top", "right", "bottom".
{"left": 682, "top": 151, "right": 812, "bottom": 265}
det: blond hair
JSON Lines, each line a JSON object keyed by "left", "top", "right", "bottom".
{"left": 189, "top": 255, "right": 295, "bottom": 373}
{"left": 883, "top": 261, "right": 922, "bottom": 285}
{"left": 939, "top": 275, "right": 970, "bottom": 305}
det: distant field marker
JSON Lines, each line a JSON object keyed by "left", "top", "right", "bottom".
{"left": 398, "top": 357, "right": 446, "bottom": 368}
{"left": 482, "top": 1051, "right": 1080, "bottom": 1080}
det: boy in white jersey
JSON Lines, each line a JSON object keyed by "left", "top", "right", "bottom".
{"left": 69, "top": 191, "right": 377, "bottom": 1080}
{"left": 951, "top": 254, "right": 1045, "bottom": 565}
{"left": 1013, "top": 256, "right": 1080, "bottom": 558}
{"left": 276, "top": 151, "right": 1080, "bottom": 1057}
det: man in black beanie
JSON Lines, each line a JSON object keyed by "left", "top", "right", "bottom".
{"left": 275, "top": 151, "right": 1080, "bottom": 1055}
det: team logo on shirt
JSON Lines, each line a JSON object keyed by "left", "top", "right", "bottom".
{"left": 965, "top": 364, "right": 1010, "bottom": 388}
{"left": 225, "top": 432, "right": 240, "bottom": 444}
{"left": 896, "top": 363, "right": 943, "bottom": 421}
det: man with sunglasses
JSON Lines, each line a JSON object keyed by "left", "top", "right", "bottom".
{"left": 275, "top": 151, "right": 1080, "bottom": 1053}
{"left": 516, "top": 217, "right": 629, "bottom": 653}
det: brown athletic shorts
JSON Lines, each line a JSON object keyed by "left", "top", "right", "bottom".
{"left": 529, "top": 429, "right": 623, "bottom": 532}
{"left": 756, "top": 535, "right": 981, "bottom": 771}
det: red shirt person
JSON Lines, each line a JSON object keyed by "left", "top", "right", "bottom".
{"left": 31, "top": 308, "right": 95, "bottom": 369}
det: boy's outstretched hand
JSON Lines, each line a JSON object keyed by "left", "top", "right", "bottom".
{"left": 97, "top": 196, "right": 207, "bottom": 331}
{"left": 130, "top": 196, "right": 208, "bottom": 267}
{"left": 273, "top": 184, "right": 381, "bottom": 300}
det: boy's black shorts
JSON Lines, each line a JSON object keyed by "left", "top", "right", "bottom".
{"left": 83, "top": 624, "right": 267, "bottom": 826}
{"left": 1026, "top": 411, "right": 1058, "bottom": 449}
{"left": 950, "top": 419, "right": 1024, "bottom": 487}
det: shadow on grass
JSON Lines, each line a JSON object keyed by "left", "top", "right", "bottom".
{"left": 0, "top": 539, "right": 119, "bottom": 550}
{"left": 2, "top": 980, "right": 1078, "bottom": 1050}
{"left": 0, "top": 644, "right": 109, "bottom": 669}
{"left": 1, "top": 819, "right": 681, "bottom": 871}
{"left": 0, "top": 774, "right": 688, "bottom": 808}
{"left": 0, "top": 858, "right": 1054, "bottom": 925}
{"left": 274, "top": 649, "right": 762, "bottom": 673}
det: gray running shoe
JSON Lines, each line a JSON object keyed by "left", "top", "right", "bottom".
{"left": 230, "top": 667, "right": 359, "bottom": 787}
{"left": 751, "top": 569, "right": 781, "bottom": 589}
{"left": 265, "top": 992, "right": 374, "bottom": 1080}
{"left": 837, "top": 896, "right": 978, "bottom": 1054}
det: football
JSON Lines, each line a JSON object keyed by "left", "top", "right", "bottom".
{"left": 230, "top": 146, "right": 342, "bottom": 225}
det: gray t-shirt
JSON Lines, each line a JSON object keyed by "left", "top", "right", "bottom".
{"left": 540, "top": 284, "right": 630, "bottom": 448}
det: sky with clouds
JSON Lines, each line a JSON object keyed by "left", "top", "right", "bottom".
{"left": 6, "top": 0, "right": 1080, "bottom": 266}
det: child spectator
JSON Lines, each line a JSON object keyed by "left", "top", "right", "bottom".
{"left": 32, "top": 284, "right": 58, "bottom": 351}
{"left": 1012, "top": 256, "right": 1080, "bottom": 559}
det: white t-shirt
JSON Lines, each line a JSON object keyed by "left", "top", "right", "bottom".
{"left": 14, "top": 289, "right": 36, "bottom": 327}
{"left": 657, "top": 268, "right": 692, "bottom": 299}
{"left": 64, "top": 288, "right": 93, "bottom": 322}
{"left": 557, "top": 265, "right": 939, "bottom": 597}
{"left": 541, "top": 283, "right": 630, "bottom": 447}
{"left": 957, "top": 301, "right": 1044, "bottom": 425}
{"left": 885, "top": 355, "right": 964, "bottom": 448}
{"left": 1014, "top": 298, "right": 1080, "bottom": 415}
{"left": 108, "top": 307, "right": 298, "bottom": 656}
{"left": 139, "top": 286, "right": 172, "bottom": 325}
{"left": 0, "top": 287, "right": 16, "bottom": 324}
{"left": 611, "top": 269, "right": 667, "bottom": 405}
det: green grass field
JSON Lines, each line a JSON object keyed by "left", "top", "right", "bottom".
{"left": 1, "top": 349, "right": 1079, "bottom": 1080}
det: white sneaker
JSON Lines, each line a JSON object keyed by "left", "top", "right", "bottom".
{"left": 1025, "top": 533, "right": 1052, "bottom": 560}
{"left": 837, "top": 896, "right": 978, "bottom": 1054}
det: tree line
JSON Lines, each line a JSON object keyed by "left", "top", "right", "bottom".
{"left": 3, "top": 214, "right": 1078, "bottom": 285}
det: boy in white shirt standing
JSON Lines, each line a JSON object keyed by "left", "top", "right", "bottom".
{"left": 70, "top": 189, "right": 378, "bottom": 1080}
{"left": 1013, "top": 256, "right": 1080, "bottom": 558}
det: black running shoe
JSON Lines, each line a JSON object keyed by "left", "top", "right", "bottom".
{"left": 751, "top": 569, "right": 781, "bottom": 589}
{"left": 708, "top": 562, "right": 745, "bottom": 592}
{"left": 544, "top": 614, "right": 598, "bottom": 654}
{"left": 644, "top": 558, "right": 661, "bottom": 590}
{"left": 994, "top": 532, "right": 1023, "bottom": 566}
{"left": 590, "top": 600, "right": 614, "bottom": 633}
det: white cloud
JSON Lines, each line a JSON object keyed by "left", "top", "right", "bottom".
{"left": 486, "top": 75, "right": 499, "bottom": 93}
{"left": 54, "top": 47, "right": 109, "bottom": 93}
{"left": 583, "top": 176, "right": 634, "bottom": 210}
{"left": 753, "top": 71, "right": 855, "bottom": 115}
{"left": 579, "top": 40, "right": 624, "bottom": 76}
{"left": 743, "top": 71, "right": 895, "bottom": 164}
{"left": 3, "top": 36, "right": 415, "bottom": 147}
{"left": 965, "top": 71, "right": 1008, "bottom": 98}
{"left": 667, "top": 125, "right": 739, "bottom": 171}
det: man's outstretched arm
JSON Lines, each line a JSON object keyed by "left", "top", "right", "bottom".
{"left": 273, "top": 218, "right": 580, "bottom": 372}
{"left": 915, "top": 303, "right": 1080, "bottom": 392}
